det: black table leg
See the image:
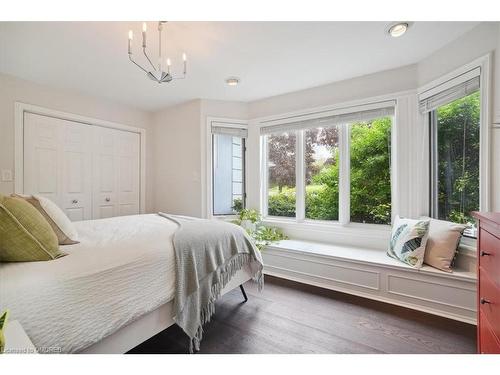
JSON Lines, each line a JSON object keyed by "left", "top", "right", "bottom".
{"left": 239, "top": 284, "right": 248, "bottom": 302}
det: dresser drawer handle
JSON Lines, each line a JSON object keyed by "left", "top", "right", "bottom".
{"left": 480, "top": 251, "right": 491, "bottom": 256}
{"left": 72, "top": 199, "right": 78, "bottom": 204}
{"left": 480, "top": 298, "right": 491, "bottom": 305}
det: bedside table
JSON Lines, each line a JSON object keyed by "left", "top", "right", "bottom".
{"left": 3, "top": 320, "right": 37, "bottom": 354}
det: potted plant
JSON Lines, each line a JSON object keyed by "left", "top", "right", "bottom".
{"left": 232, "top": 208, "right": 288, "bottom": 250}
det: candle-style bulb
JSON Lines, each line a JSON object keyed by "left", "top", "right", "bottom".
{"left": 167, "top": 58, "right": 171, "bottom": 66}
{"left": 128, "top": 30, "right": 133, "bottom": 54}
{"left": 182, "top": 53, "right": 187, "bottom": 62}
{"left": 142, "top": 22, "right": 147, "bottom": 47}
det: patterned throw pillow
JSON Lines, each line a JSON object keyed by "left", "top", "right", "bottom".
{"left": 387, "top": 216, "right": 430, "bottom": 268}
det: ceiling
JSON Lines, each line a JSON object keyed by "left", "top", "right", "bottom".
{"left": 0, "top": 21, "right": 479, "bottom": 111}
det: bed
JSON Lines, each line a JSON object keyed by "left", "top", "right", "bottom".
{"left": 0, "top": 214, "right": 255, "bottom": 353}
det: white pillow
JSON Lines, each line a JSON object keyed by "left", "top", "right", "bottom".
{"left": 387, "top": 215, "right": 430, "bottom": 268}
{"left": 30, "top": 195, "right": 79, "bottom": 245}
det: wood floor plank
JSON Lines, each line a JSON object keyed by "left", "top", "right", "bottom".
{"left": 128, "top": 275, "right": 476, "bottom": 354}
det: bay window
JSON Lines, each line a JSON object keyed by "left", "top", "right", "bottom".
{"left": 261, "top": 105, "right": 394, "bottom": 225}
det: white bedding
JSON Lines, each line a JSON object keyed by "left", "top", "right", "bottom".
{"left": 0, "top": 214, "right": 177, "bottom": 353}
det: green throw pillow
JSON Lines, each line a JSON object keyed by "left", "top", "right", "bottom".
{"left": 0, "top": 194, "right": 65, "bottom": 262}
{"left": 0, "top": 310, "right": 8, "bottom": 353}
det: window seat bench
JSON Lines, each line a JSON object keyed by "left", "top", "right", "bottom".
{"left": 263, "top": 239, "right": 477, "bottom": 324}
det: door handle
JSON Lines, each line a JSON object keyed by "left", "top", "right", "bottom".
{"left": 480, "top": 298, "right": 491, "bottom": 305}
{"left": 480, "top": 251, "right": 491, "bottom": 256}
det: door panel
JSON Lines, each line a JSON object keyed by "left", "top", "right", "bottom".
{"left": 60, "top": 120, "right": 92, "bottom": 220}
{"left": 92, "top": 127, "right": 140, "bottom": 219}
{"left": 116, "top": 131, "right": 140, "bottom": 217}
{"left": 92, "top": 127, "right": 118, "bottom": 219}
{"left": 24, "top": 113, "right": 62, "bottom": 205}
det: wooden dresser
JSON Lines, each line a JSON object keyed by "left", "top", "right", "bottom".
{"left": 473, "top": 212, "right": 500, "bottom": 354}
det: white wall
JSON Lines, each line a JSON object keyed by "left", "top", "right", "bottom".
{"left": 417, "top": 22, "right": 498, "bottom": 86}
{"left": 152, "top": 99, "right": 248, "bottom": 217}
{"left": 248, "top": 64, "right": 418, "bottom": 119}
{"left": 0, "top": 73, "right": 156, "bottom": 213}
{"left": 152, "top": 99, "right": 203, "bottom": 217}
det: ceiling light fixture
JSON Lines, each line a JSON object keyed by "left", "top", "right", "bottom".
{"left": 226, "top": 77, "right": 240, "bottom": 86}
{"left": 128, "top": 21, "right": 187, "bottom": 84}
{"left": 388, "top": 22, "right": 409, "bottom": 38}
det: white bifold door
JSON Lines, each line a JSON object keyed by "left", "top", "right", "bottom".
{"left": 23, "top": 112, "right": 140, "bottom": 221}
{"left": 92, "top": 126, "right": 140, "bottom": 219}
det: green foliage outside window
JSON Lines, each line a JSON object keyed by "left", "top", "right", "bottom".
{"left": 436, "top": 91, "right": 480, "bottom": 227}
{"left": 267, "top": 92, "right": 479, "bottom": 228}
{"left": 268, "top": 117, "right": 392, "bottom": 224}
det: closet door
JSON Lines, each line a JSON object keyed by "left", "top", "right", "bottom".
{"left": 24, "top": 113, "right": 63, "bottom": 205}
{"left": 60, "top": 120, "right": 92, "bottom": 221}
{"left": 23, "top": 113, "right": 92, "bottom": 221}
{"left": 116, "top": 130, "right": 140, "bottom": 216}
{"left": 93, "top": 127, "right": 118, "bottom": 219}
{"left": 92, "top": 127, "right": 140, "bottom": 219}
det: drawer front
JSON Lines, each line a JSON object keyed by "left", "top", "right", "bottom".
{"left": 479, "top": 228, "right": 500, "bottom": 288}
{"left": 479, "top": 269, "right": 500, "bottom": 343}
{"left": 479, "top": 310, "right": 500, "bottom": 354}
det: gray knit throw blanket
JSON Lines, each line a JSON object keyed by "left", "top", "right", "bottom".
{"left": 158, "top": 213, "right": 264, "bottom": 353}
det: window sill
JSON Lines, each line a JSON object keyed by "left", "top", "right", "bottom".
{"left": 262, "top": 217, "right": 391, "bottom": 247}
{"left": 263, "top": 216, "right": 390, "bottom": 232}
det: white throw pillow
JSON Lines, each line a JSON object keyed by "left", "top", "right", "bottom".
{"left": 422, "top": 217, "right": 467, "bottom": 272}
{"left": 29, "top": 195, "right": 79, "bottom": 245}
{"left": 387, "top": 216, "right": 430, "bottom": 268}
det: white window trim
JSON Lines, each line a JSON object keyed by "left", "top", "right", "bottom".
{"left": 418, "top": 54, "right": 492, "bottom": 218}
{"left": 259, "top": 100, "right": 396, "bottom": 228}
{"left": 205, "top": 117, "right": 248, "bottom": 219}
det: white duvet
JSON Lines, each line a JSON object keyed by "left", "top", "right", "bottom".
{"left": 0, "top": 214, "right": 177, "bottom": 353}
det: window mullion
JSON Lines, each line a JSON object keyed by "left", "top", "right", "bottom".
{"left": 261, "top": 135, "right": 269, "bottom": 217}
{"left": 296, "top": 130, "right": 306, "bottom": 222}
{"left": 429, "top": 112, "right": 439, "bottom": 218}
{"left": 338, "top": 124, "right": 350, "bottom": 225}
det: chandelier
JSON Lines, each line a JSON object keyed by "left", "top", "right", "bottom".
{"left": 128, "top": 21, "right": 187, "bottom": 83}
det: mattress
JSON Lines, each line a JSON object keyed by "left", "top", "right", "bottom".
{"left": 0, "top": 214, "right": 177, "bottom": 353}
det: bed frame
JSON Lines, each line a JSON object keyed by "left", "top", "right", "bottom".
{"left": 79, "top": 266, "right": 253, "bottom": 354}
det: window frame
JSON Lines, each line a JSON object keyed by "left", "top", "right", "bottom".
{"left": 419, "top": 55, "right": 492, "bottom": 238}
{"left": 260, "top": 102, "right": 395, "bottom": 227}
{"left": 211, "top": 134, "right": 246, "bottom": 216}
{"left": 428, "top": 89, "right": 481, "bottom": 238}
{"left": 206, "top": 118, "right": 248, "bottom": 219}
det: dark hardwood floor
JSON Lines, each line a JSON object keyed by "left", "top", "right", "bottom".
{"left": 128, "top": 275, "right": 476, "bottom": 354}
